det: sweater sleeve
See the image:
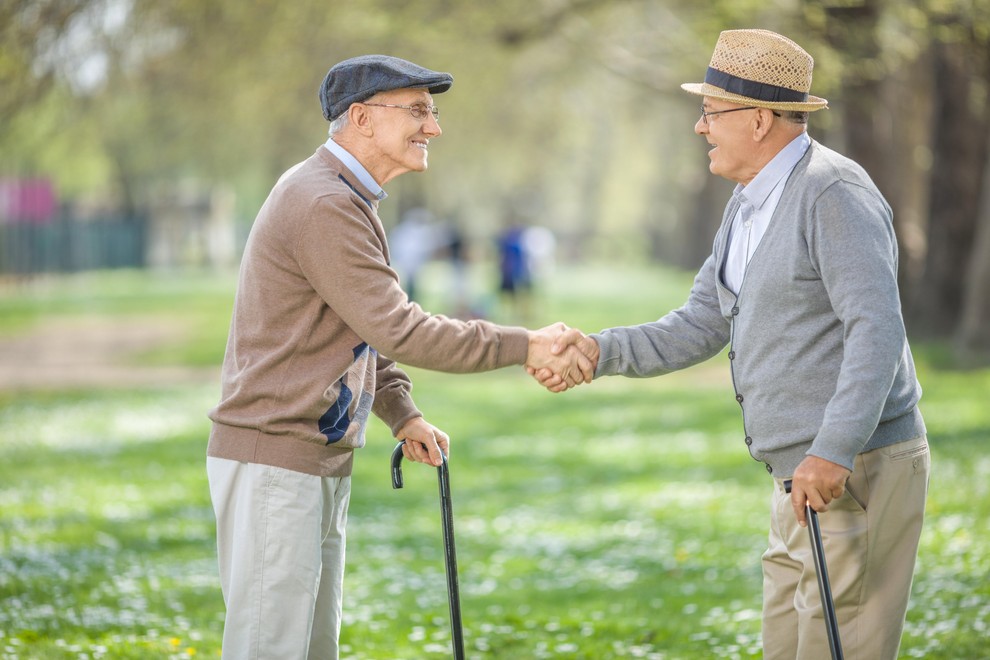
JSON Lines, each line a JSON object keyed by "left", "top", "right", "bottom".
{"left": 371, "top": 355, "right": 423, "bottom": 436}
{"left": 295, "top": 194, "right": 530, "bottom": 372}
{"left": 593, "top": 252, "right": 731, "bottom": 378}
{"left": 806, "top": 180, "right": 904, "bottom": 469}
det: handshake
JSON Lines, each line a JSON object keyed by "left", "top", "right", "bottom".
{"left": 525, "top": 323, "right": 600, "bottom": 393}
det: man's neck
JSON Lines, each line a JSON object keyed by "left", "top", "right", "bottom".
{"left": 742, "top": 127, "right": 807, "bottom": 186}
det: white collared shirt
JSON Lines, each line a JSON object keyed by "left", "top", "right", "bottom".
{"left": 324, "top": 137, "right": 387, "bottom": 201}
{"left": 723, "top": 132, "right": 811, "bottom": 294}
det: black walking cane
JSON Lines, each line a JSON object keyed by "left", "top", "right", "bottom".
{"left": 784, "top": 479, "right": 844, "bottom": 660}
{"left": 391, "top": 442, "right": 465, "bottom": 660}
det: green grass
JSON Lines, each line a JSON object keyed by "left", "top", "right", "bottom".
{"left": 0, "top": 263, "right": 988, "bottom": 658}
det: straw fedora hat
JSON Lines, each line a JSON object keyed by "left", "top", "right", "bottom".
{"left": 681, "top": 29, "right": 828, "bottom": 112}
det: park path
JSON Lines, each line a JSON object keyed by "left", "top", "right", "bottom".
{"left": 0, "top": 316, "right": 219, "bottom": 391}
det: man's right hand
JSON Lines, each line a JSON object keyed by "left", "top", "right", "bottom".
{"left": 527, "top": 326, "right": 600, "bottom": 393}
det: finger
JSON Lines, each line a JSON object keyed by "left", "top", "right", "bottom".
{"left": 830, "top": 482, "right": 846, "bottom": 500}
{"left": 790, "top": 488, "right": 808, "bottom": 528}
{"left": 562, "top": 361, "right": 583, "bottom": 387}
{"left": 435, "top": 432, "right": 450, "bottom": 459}
{"left": 805, "top": 486, "right": 830, "bottom": 513}
{"left": 530, "top": 367, "right": 547, "bottom": 382}
{"left": 402, "top": 441, "right": 423, "bottom": 464}
{"left": 550, "top": 328, "right": 583, "bottom": 355}
{"left": 421, "top": 434, "right": 443, "bottom": 467}
{"left": 574, "top": 351, "right": 594, "bottom": 382}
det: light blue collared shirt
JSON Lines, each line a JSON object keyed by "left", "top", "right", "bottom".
{"left": 324, "top": 137, "right": 387, "bottom": 201}
{"left": 723, "top": 131, "right": 811, "bottom": 293}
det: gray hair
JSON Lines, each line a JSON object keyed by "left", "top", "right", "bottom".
{"left": 780, "top": 110, "right": 809, "bottom": 125}
{"left": 328, "top": 112, "right": 350, "bottom": 136}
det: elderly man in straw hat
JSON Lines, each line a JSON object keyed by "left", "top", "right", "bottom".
{"left": 206, "top": 54, "right": 595, "bottom": 659}
{"left": 536, "top": 29, "right": 928, "bottom": 658}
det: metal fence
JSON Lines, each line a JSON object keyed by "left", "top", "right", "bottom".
{"left": 0, "top": 214, "right": 148, "bottom": 275}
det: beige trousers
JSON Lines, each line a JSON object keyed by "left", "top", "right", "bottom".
{"left": 207, "top": 457, "right": 351, "bottom": 660}
{"left": 762, "top": 435, "right": 930, "bottom": 660}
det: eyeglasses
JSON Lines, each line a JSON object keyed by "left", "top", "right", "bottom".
{"left": 700, "top": 106, "right": 780, "bottom": 124}
{"left": 363, "top": 103, "right": 440, "bottom": 122}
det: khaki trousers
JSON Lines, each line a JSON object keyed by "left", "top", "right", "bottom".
{"left": 762, "top": 435, "right": 930, "bottom": 660}
{"left": 207, "top": 457, "right": 351, "bottom": 660}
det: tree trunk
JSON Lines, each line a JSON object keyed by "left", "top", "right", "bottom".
{"left": 955, "top": 130, "right": 990, "bottom": 363}
{"left": 821, "top": 0, "right": 893, "bottom": 199}
{"left": 819, "top": 0, "right": 927, "bottom": 307}
{"left": 909, "top": 40, "right": 990, "bottom": 336}
{"left": 884, "top": 48, "right": 933, "bottom": 300}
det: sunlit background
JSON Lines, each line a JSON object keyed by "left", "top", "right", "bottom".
{"left": 2, "top": 0, "right": 988, "bottom": 353}
{"left": 2, "top": 1, "right": 989, "bottom": 658}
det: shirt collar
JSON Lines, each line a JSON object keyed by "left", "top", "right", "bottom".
{"left": 734, "top": 132, "right": 811, "bottom": 210}
{"left": 324, "top": 137, "right": 387, "bottom": 201}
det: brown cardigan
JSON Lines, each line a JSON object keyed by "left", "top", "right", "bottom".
{"left": 208, "top": 146, "right": 529, "bottom": 476}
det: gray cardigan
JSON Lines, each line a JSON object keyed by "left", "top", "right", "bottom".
{"left": 594, "top": 140, "right": 925, "bottom": 476}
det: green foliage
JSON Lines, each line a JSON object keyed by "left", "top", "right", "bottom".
{"left": 0, "top": 264, "right": 988, "bottom": 658}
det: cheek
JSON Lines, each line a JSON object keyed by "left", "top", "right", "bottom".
{"left": 714, "top": 137, "right": 739, "bottom": 163}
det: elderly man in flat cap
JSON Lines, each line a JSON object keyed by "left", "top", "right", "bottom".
{"left": 206, "top": 54, "right": 593, "bottom": 658}
{"left": 538, "top": 30, "right": 928, "bottom": 659}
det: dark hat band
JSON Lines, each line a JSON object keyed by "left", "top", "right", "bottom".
{"left": 705, "top": 67, "right": 808, "bottom": 103}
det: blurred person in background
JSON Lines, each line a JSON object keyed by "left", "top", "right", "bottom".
{"left": 388, "top": 206, "right": 446, "bottom": 302}
{"left": 536, "top": 29, "right": 929, "bottom": 660}
{"left": 206, "top": 54, "right": 594, "bottom": 659}
{"left": 496, "top": 220, "right": 533, "bottom": 320}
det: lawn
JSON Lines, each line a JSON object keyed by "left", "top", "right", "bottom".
{"left": 0, "top": 263, "right": 987, "bottom": 659}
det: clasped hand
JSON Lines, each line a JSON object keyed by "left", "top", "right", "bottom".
{"left": 525, "top": 324, "right": 600, "bottom": 392}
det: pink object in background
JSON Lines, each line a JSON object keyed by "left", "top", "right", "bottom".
{"left": 0, "top": 178, "right": 58, "bottom": 224}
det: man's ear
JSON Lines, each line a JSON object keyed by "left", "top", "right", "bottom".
{"left": 752, "top": 107, "right": 776, "bottom": 142}
{"left": 349, "top": 103, "right": 375, "bottom": 136}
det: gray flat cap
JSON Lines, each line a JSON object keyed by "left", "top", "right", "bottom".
{"left": 319, "top": 54, "right": 453, "bottom": 121}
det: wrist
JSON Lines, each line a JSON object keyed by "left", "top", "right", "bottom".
{"left": 525, "top": 330, "right": 540, "bottom": 365}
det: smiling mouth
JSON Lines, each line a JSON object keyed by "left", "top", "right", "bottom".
{"left": 413, "top": 140, "right": 429, "bottom": 150}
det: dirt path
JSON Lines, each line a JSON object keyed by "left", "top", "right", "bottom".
{"left": 0, "top": 316, "right": 220, "bottom": 391}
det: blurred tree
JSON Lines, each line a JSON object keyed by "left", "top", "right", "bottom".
{"left": 0, "top": 0, "right": 89, "bottom": 122}
{"left": 3, "top": 0, "right": 990, "bottom": 356}
{"left": 802, "top": 0, "right": 990, "bottom": 357}
{"left": 957, "top": 140, "right": 990, "bottom": 362}
{"left": 911, "top": 9, "right": 990, "bottom": 342}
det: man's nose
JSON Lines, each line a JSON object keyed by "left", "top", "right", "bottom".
{"left": 424, "top": 114, "right": 442, "bottom": 137}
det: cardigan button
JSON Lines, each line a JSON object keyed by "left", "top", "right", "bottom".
{"left": 731, "top": 306, "right": 740, "bottom": 316}
{"left": 728, "top": 351, "right": 736, "bottom": 360}
{"left": 735, "top": 394, "right": 744, "bottom": 403}
{"left": 745, "top": 436, "right": 753, "bottom": 446}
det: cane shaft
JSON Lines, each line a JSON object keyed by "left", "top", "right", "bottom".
{"left": 807, "top": 506, "right": 843, "bottom": 660}
{"left": 438, "top": 460, "right": 465, "bottom": 659}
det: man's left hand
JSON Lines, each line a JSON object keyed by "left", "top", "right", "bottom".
{"left": 789, "top": 455, "right": 852, "bottom": 527}
{"left": 397, "top": 417, "right": 450, "bottom": 467}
